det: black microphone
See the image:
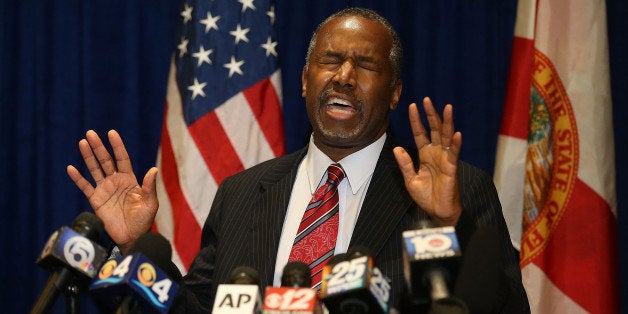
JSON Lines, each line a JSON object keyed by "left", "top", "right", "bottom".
{"left": 281, "top": 261, "right": 312, "bottom": 288}
{"left": 401, "top": 220, "right": 462, "bottom": 309}
{"left": 320, "top": 248, "right": 391, "bottom": 313}
{"left": 228, "top": 266, "right": 261, "bottom": 285}
{"left": 213, "top": 266, "right": 263, "bottom": 313}
{"left": 89, "top": 232, "right": 181, "bottom": 313}
{"left": 127, "top": 231, "right": 183, "bottom": 283}
{"left": 31, "top": 212, "right": 108, "bottom": 314}
{"left": 263, "top": 261, "right": 320, "bottom": 313}
{"left": 453, "top": 227, "right": 503, "bottom": 313}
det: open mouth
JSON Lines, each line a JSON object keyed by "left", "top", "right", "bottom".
{"left": 325, "top": 96, "right": 358, "bottom": 118}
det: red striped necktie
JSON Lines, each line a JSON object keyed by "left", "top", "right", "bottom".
{"left": 288, "top": 163, "right": 345, "bottom": 289}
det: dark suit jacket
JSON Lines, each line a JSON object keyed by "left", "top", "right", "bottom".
{"left": 176, "top": 136, "right": 530, "bottom": 313}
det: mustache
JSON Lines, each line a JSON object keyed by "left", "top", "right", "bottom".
{"left": 319, "top": 88, "right": 334, "bottom": 104}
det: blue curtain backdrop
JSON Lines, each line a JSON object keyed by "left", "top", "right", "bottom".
{"left": 1, "top": 0, "right": 626, "bottom": 312}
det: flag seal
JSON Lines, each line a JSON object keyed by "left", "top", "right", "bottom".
{"left": 520, "top": 49, "right": 579, "bottom": 266}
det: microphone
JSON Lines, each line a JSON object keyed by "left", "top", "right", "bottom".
{"left": 281, "top": 261, "right": 312, "bottom": 288}
{"left": 263, "top": 261, "right": 319, "bottom": 314}
{"left": 89, "top": 232, "right": 181, "bottom": 313}
{"left": 453, "top": 227, "right": 503, "bottom": 313}
{"left": 320, "top": 247, "right": 391, "bottom": 313}
{"left": 31, "top": 212, "right": 108, "bottom": 314}
{"left": 401, "top": 220, "right": 461, "bottom": 307}
{"left": 212, "top": 266, "right": 263, "bottom": 313}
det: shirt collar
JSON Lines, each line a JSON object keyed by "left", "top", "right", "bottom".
{"left": 304, "top": 133, "right": 387, "bottom": 194}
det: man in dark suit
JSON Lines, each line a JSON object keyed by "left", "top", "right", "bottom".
{"left": 68, "top": 7, "right": 528, "bottom": 313}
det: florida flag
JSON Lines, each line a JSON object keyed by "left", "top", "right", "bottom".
{"left": 153, "top": 0, "right": 285, "bottom": 273}
{"left": 494, "top": 0, "right": 618, "bottom": 312}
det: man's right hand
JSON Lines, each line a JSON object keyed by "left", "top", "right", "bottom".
{"left": 66, "top": 130, "right": 159, "bottom": 254}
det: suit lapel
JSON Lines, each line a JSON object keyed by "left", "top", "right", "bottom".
{"left": 249, "top": 148, "right": 306, "bottom": 288}
{"left": 350, "top": 137, "right": 415, "bottom": 257}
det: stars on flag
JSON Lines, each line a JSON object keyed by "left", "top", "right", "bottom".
{"left": 238, "top": 0, "right": 256, "bottom": 12}
{"left": 175, "top": 0, "right": 279, "bottom": 114}
{"left": 177, "top": 37, "right": 189, "bottom": 57}
{"left": 199, "top": 12, "right": 221, "bottom": 33}
{"left": 229, "top": 24, "right": 251, "bottom": 44}
{"left": 261, "top": 36, "right": 277, "bottom": 57}
{"left": 181, "top": 4, "right": 193, "bottom": 24}
{"left": 192, "top": 46, "right": 213, "bottom": 66}
{"left": 267, "top": 5, "right": 275, "bottom": 25}
{"left": 187, "top": 78, "right": 207, "bottom": 100}
{"left": 224, "top": 56, "right": 245, "bottom": 78}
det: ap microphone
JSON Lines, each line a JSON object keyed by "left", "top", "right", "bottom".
{"left": 212, "top": 266, "right": 263, "bottom": 313}
{"left": 89, "top": 232, "right": 181, "bottom": 313}
{"left": 263, "top": 261, "right": 319, "bottom": 314}
{"left": 31, "top": 212, "right": 108, "bottom": 314}
{"left": 320, "top": 248, "right": 391, "bottom": 313}
{"left": 401, "top": 220, "right": 461, "bottom": 306}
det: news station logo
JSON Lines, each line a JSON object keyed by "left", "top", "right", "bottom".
{"left": 213, "top": 284, "right": 262, "bottom": 313}
{"left": 97, "top": 259, "right": 118, "bottom": 280}
{"left": 90, "top": 253, "right": 178, "bottom": 312}
{"left": 263, "top": 287, "right": 317, "bottom": 313}
{"left": 321, "top": 256, "right": 371, "bottom": 296}
{"left": 402, "top": 226, "right": 460, "bottom": 260}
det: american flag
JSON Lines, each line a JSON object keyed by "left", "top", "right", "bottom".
{"left": 154, "top": 0, "right": 285, "bottom": 273}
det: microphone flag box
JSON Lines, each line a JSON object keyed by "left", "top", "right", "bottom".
{"left": 402, "top": 226, "right": 461, "bottom": 296}
{"left": 320, "top": 255, "right": 389, "bottom": 313}
{"left": 89, "top": 253, "right": 179, "bottom": 313}
{"left": 213, "top": 284, "right": 263, "bottom": 314}
{"left": 263, "top": 286, "right": 317, "bottom": 314}
{"left": 36, "top": 226, "right": 108, "bottom": 279}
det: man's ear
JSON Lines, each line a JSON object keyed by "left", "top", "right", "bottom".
{"left": 390, "top": 79, "right": 402, "bottom": 110}
{"left": 301, "top": 65, "right": 308, "bottom": 97}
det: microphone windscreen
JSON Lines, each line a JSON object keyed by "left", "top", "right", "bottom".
{"left": 347, "top": 245, "right": 372, "bottom": 259}
{"left": 327, "top": 253, "right": 347, "bottom": 266}
{"left": 71, "top": 211, "right": 105, "bottom": 241}
{"left": 453, "top": 227, "right": 502, "bottom": 313}
{"left": 228, "top": 266, "right": 260, "bottom": 285}
{"left": 281, "top": 261, "right": 311, "bottom": 287}
{"left": 128, "top": 232, "right": 182, "bottom": 283}
{"left": 128, "top": 232, "right": 172, "bottom": 263}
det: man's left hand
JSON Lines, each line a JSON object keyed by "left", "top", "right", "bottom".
{"left": 393, "top": 97, "right": 462, "bottom": 226}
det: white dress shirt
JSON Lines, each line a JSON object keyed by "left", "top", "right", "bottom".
{"left": 273, "top": 134, "right": 387, "bottom": 286}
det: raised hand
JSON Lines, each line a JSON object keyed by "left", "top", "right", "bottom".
{"left": 393, "top": 97, "right": 462, "bottom": 226}
{"left": 66, "top": 130, "right": 159, "bottom": 253}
